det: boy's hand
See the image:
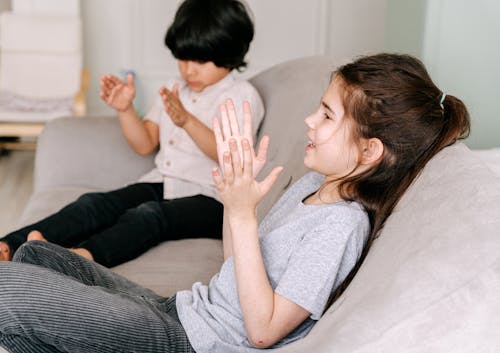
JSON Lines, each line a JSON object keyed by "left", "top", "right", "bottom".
{"left": 160, "top": 84, "right": 191, "bottom": 127}
{"left": 100, "top": 74, "right": 136, "bottom": 112}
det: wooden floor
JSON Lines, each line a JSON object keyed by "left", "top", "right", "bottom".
{"left": 0, "top": 150, "right": 35, "bottom": 235}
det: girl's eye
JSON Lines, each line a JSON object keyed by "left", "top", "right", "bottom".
{"left": 324, "top": 113, "right": 333, "bottom": 120}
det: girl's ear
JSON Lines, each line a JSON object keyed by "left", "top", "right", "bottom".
{"left": 360, "top": 138, "right": 384, "bottom": 165}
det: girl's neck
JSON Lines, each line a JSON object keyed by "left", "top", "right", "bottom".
{"left": 303, "top": 180, "right": 343, "bottom": 205}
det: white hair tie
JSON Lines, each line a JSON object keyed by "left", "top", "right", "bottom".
{"left": 439, "top": 92, "right": 446, "bottom": 109}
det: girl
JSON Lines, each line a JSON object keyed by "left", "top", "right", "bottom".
{"left": 0, "top": 53, "right": 470, "bottom": 352}
{"left": 0, "top": 0, "right": 263, "bottom": 267}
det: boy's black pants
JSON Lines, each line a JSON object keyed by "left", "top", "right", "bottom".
{"left": 1, "top": 183, "right": 223, "bottom": 267}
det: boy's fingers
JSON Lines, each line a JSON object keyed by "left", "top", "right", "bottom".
{"left": 108, "top": 84, "right": 124, "bottom": 104}
{"left": 126, "top": 73, "right": 135, "bottom": 86}
{"left": 108, "top": 75, "right": 122, "bottom": 85}
{"left": 172, "top": 83, "right": 179, "bottom": 97}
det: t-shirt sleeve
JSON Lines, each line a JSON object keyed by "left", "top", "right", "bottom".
{"left": 274, "top": 218, "right": 362, "bottom": 320}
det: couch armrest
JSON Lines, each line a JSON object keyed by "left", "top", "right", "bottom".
{"left": 34, "top": 116, "right": 155, "bottom": 192}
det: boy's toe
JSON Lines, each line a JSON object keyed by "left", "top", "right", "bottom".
{"left": 0, "top": 241, "right": 11, "bottom": 261}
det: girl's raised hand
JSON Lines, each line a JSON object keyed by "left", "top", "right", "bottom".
{"left": 213, "top": 99, "right": 270, "bottom": 178}
{"left": 212, "top": 99, "right": 282, "bottom": 215}
{"left": 99, "top": 74, "right": 136, "bottom": 112}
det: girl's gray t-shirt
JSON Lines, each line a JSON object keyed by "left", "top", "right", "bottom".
{"left": 176, "top": 172, "right": 370, "bottom": 353}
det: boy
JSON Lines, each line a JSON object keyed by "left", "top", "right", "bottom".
{"left": 0, "top": 0, "right": 264, "bottom": 267}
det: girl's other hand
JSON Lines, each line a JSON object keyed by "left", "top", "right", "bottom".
{"left": 99, "top": 74, "right": 136, "bottom": 112}
{"left": 212, "top": 99, "right": 282, "bottom": 215}
{"left": 212, "top": 137, "right": 282, "bottom": 216}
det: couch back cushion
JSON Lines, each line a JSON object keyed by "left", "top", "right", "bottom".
{"left": 278, "top": 142, "right": 500, "bottom": 352}
{"left": 250, "top": 56, "right": 337, "bottom": 219}
{"left": 35, "top": 117, "right": 156, "bottom": 192}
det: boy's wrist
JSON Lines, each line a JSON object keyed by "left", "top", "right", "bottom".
{"left": 180, "top": 112, "right": 194, "bottom": 129}
{"left": 118, "top": 103, "right": 135, "bottom": 114}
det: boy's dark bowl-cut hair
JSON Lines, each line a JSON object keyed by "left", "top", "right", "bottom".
{"left": 165, "top": 0, "right": 254, "bottom": 71}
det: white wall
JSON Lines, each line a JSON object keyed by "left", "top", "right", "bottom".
{"left": 81, "top": 0, "right": 387, "bottom": 116}
{"left": 422, "top": 0, "right": 500, "bottom": 149}
{"left": 0, "top": 0, "right": 9, "bottom": 12}
{"left": 1, "top": 1, "right": 497, "bottom": 148}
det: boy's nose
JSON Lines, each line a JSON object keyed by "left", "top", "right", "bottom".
{"left": 185, "top": 61, "right": 196, "bottom": 75}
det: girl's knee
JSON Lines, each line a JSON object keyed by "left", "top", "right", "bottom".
{"left": 12, "top": 240, "right": 56, "bottom": 264}
{"left": 12, "top": 240, "right": 40, "bottom": 263}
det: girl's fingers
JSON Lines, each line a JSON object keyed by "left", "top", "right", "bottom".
{"left": 222, "top": 151, "right": 234, "bottom": 184}
{"left": 242, "top": 138, "right": 253, "bottom": 177}
{"left": 225, "top": 99, "right": 241, "bottom": 137}
{"left": 219, "top": 104, "right": 232, "bottom": 141}
{"left": 229, "top": 139, "right": 242, "bottom": 177}
{"left": 213, "top": 117, "right": 223, "bottom": 146}
{"left": 212, "top": 167, "right": 224, "bottom": 188}
{"left": 242, "top": 101, "right": 253, "bottom": 141}
{"left": 260, "top": 166, "right": 283, "bottom": 195}
{"left": 255, "top": 135, "right": 270, "bottom": 163}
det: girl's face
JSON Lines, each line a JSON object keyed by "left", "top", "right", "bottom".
{"left": 304, "top": 78, "right": 361, "bottom": 178}
{"left": 177, "top": 60, "right": 230, "bottom": 92}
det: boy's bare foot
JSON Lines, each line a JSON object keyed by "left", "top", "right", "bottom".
{"left": 26, "top": 232, "right": 94, "bottom": 262}
{"left": 69, "top": 248, "right": 94, "bottom": 261}
{"left": 0, "top": 241, "right": 11, "bottom": 261}
{"left": 27, "top": 230, "right": 48, "bottom": 242}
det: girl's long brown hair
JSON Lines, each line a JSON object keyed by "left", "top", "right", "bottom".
{"left": 326, "top": 53, "right": 470, "bottom": 308}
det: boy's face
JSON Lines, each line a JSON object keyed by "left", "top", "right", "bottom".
{"left": 177, "top": 60, "right": 230, "bottom": 92}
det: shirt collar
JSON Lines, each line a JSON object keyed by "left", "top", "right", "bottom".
{"left": 188, "top": 73, "right": 235, "bottom": 99}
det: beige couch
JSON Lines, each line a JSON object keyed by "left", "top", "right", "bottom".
{"left": 7, "top": 56, "right": 500, "bottom": 352}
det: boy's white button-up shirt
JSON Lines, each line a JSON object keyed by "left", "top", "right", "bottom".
{"left": 138, "top": 74, "right": 264, "bottom": 200}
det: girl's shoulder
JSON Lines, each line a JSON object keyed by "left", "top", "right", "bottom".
{"left": 291, "top": 172, "right": 324, "bottom": 193}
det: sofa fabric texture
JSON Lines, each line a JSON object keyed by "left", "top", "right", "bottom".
{"left": 4, "top": 56, "right": 500, "bottom": 352}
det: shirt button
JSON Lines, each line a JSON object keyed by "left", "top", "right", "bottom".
{"left": 168, "top": 139, "right": 174, "bottom": 145}
{"left": 165, "top": 161, "right": 171, "bottom": 167}
{"left": 192, "top": 98, "right": 197, "bottom": 103}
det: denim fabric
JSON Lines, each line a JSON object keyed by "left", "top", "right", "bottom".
{"left": 1, "top": 182, "right": 222, "bottom": 267}
{"left": 0, "top": 241, "right": 195, "bottom": 353}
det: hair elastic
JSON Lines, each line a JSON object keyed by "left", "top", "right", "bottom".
{"left": 439, "top": 92, "right": 446, "bottom": 109}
